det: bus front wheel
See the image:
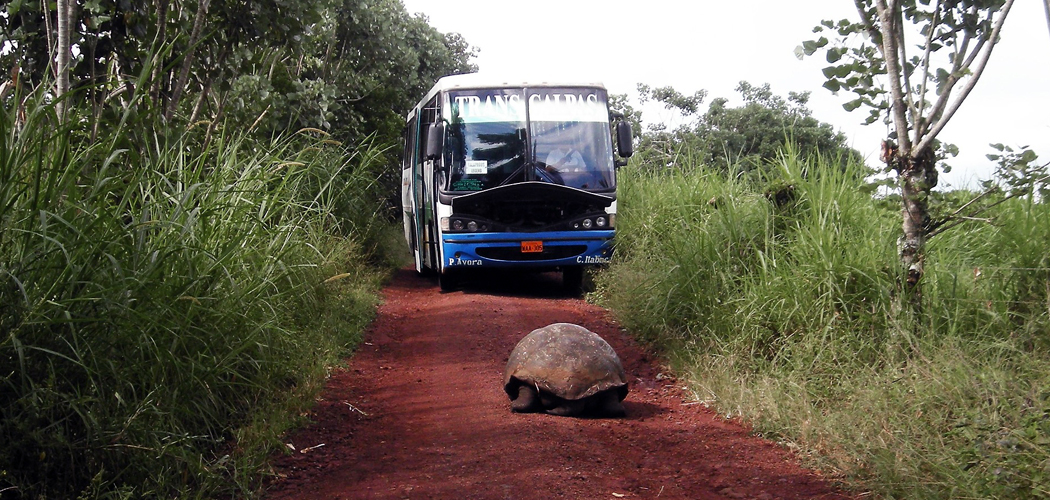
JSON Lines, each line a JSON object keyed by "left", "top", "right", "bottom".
{"left": 563, "top": 267, "right": 584, "bottom": 293}
{"left": 439, "top": 270, "right": 458, "bottom": 292}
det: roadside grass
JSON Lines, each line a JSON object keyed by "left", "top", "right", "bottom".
{"left": 0, "top": 87, "right": 393, "bottom": 498}
{"left": 597, "top": 152, "right": 1050, "bottom": 498}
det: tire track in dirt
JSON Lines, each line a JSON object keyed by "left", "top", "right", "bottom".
{"left": 265, "top": 269, "right": 857, "bottom": 499}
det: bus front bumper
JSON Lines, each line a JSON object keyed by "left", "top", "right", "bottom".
{"left": 441, "top": 230, "right": 614, "bottom": 269}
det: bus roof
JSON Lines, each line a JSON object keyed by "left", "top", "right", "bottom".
{"left": 408, "top": 73, "right": 608, "bottom": 120}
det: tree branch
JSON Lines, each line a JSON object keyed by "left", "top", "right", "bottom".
{"left": 150, "top": 0, "right": 170, "bottom": 105}
{"left": 918, "top": 4, "right": 983, "bottom": 139}
{"left": 914, "top": 0, "right": 1015, "bottom": 157}
{"left": 854, "top": 0, "right": 882, "bottom": 47}
{"left": 915, "top": 0, "right": 944, "bottom": 138}
{"left": 896, "top": 3, "right": 921, "bottom": 146}
{"left": 166, "top": 0, "right": 212, "bottom": 121}
{"left": 876, "top": 0, "right": 914, "bottom": 154}
{"left": 927, "top": 172, "right": 1049, "bottom": 239}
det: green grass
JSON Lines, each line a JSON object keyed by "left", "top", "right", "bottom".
{"left": 597, "top": 151, "right": 1050, "bottom": 498}
{"left": 1, "top": 87, "right": 393, "bottom": 498}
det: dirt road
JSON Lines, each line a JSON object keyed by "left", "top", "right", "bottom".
{"left": 266, "top": 269, "right": 855, "bottom": 499}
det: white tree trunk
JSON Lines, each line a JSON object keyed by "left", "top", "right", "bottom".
{"left": 55, "top": 0, "right": 72, "bottom": 119}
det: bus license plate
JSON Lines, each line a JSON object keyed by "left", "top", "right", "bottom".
{"left": 521, "top": 241, "right": 543, "bottom": 253}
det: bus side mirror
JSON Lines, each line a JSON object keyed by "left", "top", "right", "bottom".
{"left": 425, "top": 123, "right": 445, "bottom": 160}
{"left": 615, "top": 120, "right": 633, "bottom": 159}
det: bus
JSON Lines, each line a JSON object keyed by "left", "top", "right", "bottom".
{"left": 401, "top": 74, "right": 633, "bottom": 291}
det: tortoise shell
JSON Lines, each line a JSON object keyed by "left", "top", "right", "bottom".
{"left": 503, "top": 323, "right": 628, "bottom": 402}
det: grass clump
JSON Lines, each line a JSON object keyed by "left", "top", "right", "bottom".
{"left": 0, "top": 89, "right": 393, "bottom": 498}
{"left": 597, "top": 151, "right": 1050, "bottom": 498}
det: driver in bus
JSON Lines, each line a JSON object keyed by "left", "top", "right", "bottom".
{"left": 545, "top": 146, "right": 586, "bottom": 172}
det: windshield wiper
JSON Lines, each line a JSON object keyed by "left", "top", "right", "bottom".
{"left": 498, "top": 161, "right": 533, "bottom": 186}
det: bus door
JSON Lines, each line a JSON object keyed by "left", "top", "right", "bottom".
{"left": 417, "top": 96, "right": 441, "bottom": 272}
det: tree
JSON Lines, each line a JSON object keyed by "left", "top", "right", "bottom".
{"left": 799, "top": 0, "right": 1017, "bottom": 307}
{"left": 54, "top": 0, "right": 74, "bottom": 120}
{"left": 0, "top": 0, "right": 474, "bottom": 146}
{"left": 631, "top": 82, "right": 862, "bottom": 178}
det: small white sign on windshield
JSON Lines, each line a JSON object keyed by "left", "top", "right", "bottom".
{"left": 464, "top": 160, "right": 488, "bottom": 175}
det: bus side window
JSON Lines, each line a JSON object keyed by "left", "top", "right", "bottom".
{"left": 419, "top": 97, "right": 440, "bottom": 162}
{"left": 403, "top": 117, "right": 418, "bottom": 170}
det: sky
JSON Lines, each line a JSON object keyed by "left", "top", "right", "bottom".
{"left": 400, "top": 0, "right": 1050, "bottom": 189}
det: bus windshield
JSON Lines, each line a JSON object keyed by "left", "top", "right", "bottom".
{"left": 444, "top": 87, "right": 615, "bottom": 193}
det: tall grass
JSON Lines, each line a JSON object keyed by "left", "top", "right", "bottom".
{"left": 1, "top": 87, "right": 391, "bottom": 497}
{"left": 598, "top": 151, "right": 1050, "bottom": 498}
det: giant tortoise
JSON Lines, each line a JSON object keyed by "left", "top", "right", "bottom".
{"left": 503, "top": 323, "right": 628, "bottom": 417}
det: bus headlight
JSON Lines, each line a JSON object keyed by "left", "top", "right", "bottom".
{"left": 596, "top": 216, "right": 607, "bottom": 228}
{"left": 452, "top": 219, "right": 464, "bottom": 231}
{"left": 467, "top": 221, "right": 478, "bottom": 231}
{"left": 581, "top": 219, "right": 593, "bottom": 229}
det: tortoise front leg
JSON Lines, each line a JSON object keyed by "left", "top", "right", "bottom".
{"left": 546, "top": 398, "right": 586, "bottom": 417}
{"left": 510, "top": 384, "right": 542, "bottom": 413}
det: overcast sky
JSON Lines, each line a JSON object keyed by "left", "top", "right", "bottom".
{"left": 400, "top": 0, "right": 1050, "bottom": 189}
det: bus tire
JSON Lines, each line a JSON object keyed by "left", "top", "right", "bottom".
{"left": 439, "top": 270, "right": 458, "bottom": 292}
{"left": 563, "top": 267, "right": 585, "bottom": 293}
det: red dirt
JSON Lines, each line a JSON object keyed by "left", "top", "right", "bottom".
{"left": 266, "top": 269, "right": 858, "bottom": 500}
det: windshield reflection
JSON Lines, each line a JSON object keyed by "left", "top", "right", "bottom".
{"left": 444, "top": 87, "right": 615, "bottom": 193}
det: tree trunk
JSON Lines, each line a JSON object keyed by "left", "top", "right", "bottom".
{"left": 166, "top": 0, "right": 211, "bottom": 121}
{"left": 55, "top": 0, "right": 72, "bottom": 120}
{"left": 150, "top": 0, "right": 170, "bottom": 106}
{"left": 897, "top": 147, "right": 937, "bottom": 305}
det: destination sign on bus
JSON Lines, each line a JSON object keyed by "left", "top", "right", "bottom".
{"left": 446, "top": 89, "right": 609, "bottom": 123}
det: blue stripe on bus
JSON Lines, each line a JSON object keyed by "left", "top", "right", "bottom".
{"left": 441, "top": 231, "right": 614, "bottom": 268}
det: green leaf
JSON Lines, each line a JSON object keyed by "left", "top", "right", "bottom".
{"left": 1021, "top": 150, "right": 1039, "bottom": 163}
{"left": 823, "top": 80, "right": 841, "bottom": 92}
{"left": 864, "top": 109, "right": 881, "bottom": 125}
{"left": 843, "top": 99, "right": 863, "bottom": 111}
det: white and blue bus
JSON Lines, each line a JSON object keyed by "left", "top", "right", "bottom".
{"left": 401, "top": 74, "right": 633, "bottom": 291}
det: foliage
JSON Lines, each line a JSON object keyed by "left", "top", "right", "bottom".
{"left": 988, "top": 144, "right": 1049, "bottom": 199}
{"left": 597, "top": 151, "right": 1050, "bottom": 499}
{"left": 0, "top": 0, "right": 475, "bottom": 149}
{"left": 0, "top": 84, "right": 394, "bottom": 498}
{"left": 629, "top": 81, "right": 864, "bottom": 179}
